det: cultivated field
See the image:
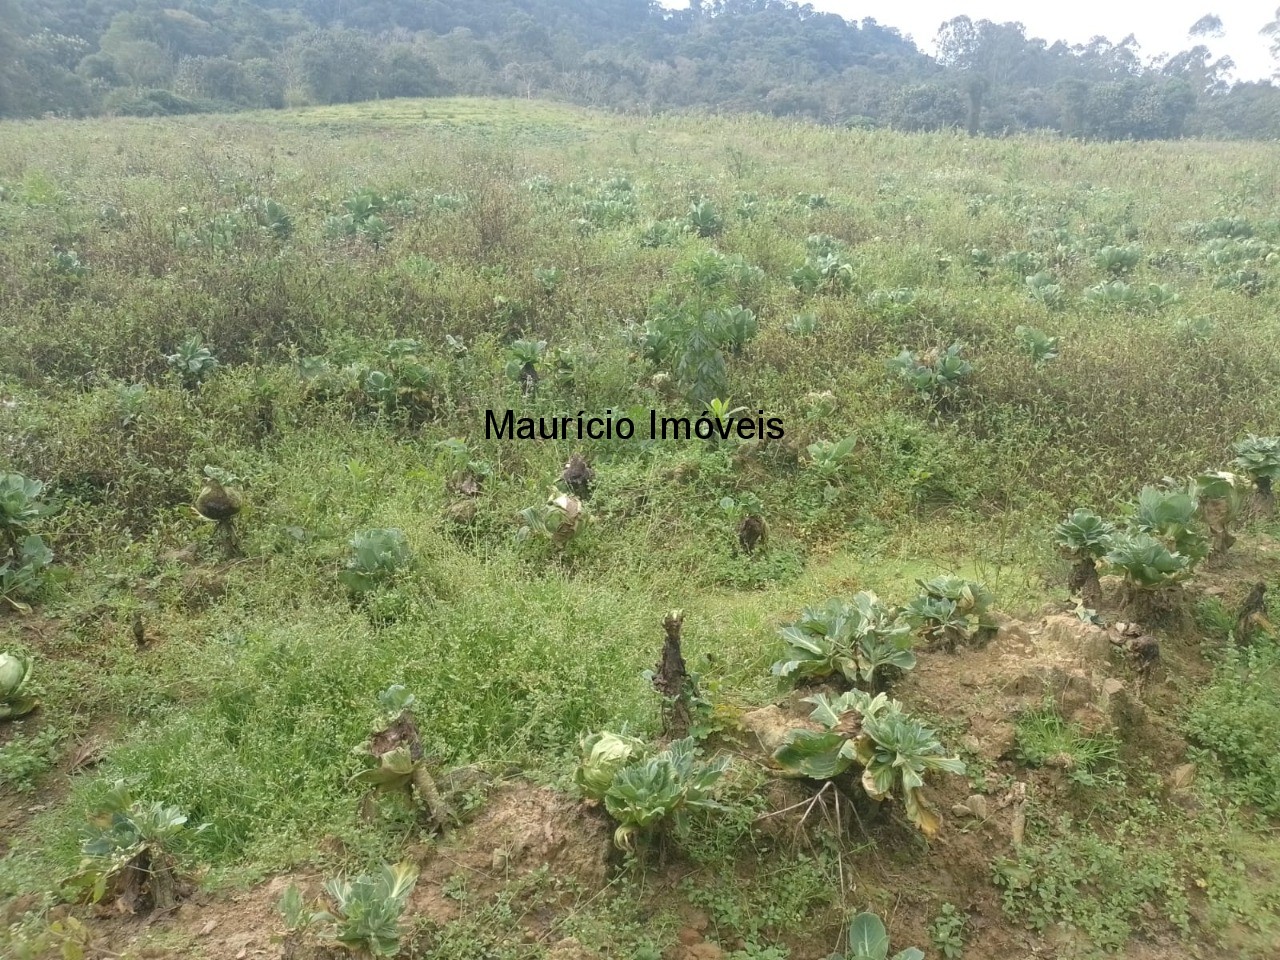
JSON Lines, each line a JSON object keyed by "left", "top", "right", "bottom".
{"left": 2, "top": 97, "right": 1280, "bottom": 959}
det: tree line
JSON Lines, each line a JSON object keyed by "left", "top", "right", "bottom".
{"left": 1, "top": 0, "right": 1279, "bottom": 139}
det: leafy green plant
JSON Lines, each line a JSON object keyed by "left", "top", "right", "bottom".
{"left": 999, "top": 250, "right": 1041, "bottom": 275}
{"left": 65, "top": 782, "right": 203, "bottom": 913}
{"left": 928, "top": 903, "right": 966, "bottom": 959}
{"left": 575, "top": 730, "right": 646, "bottom": 800}
{"left": 0, "top": 535, "right": 54, "bottom": 613}
{"left": 1024, "top": 271, "right": 1063, "bottom": 308}
{"left": 1105, "top": 532, "right": 1191, "bottom": 620}
{"left": 281, "top": 862, "right": 419, "bottom": 959}
{"left": 1195, "top": 470, "right": 1244, "bottom": 557}
{"left": 0, "top": 652, "right": 39, "bottom": 720}
{"left": 505, "top": 339, "right": 548, "bottom": 395}
{"left": 604, "top": 738, "right": 730, "bottom": 853}
{"left": 887, "top": 343, "right": 972, "bottom": 406}
{"left": 165, "top": 335, "right": 219, "bottom": 389}
{"left": 351, "top": 685, "right": 454, "bottom": 831}
{"left": 577, "top": 734, "right": 730, "bottom": 854}
{"left": 686, "top": 199, "right": 724, "bottom": 237}
{"left": 1084, "top": 280, "right": 1177, "bottom": 310}
{"left": 774, "top": 691, "right": 964, "bottom": 836}
{"left": 46, "top": 249, "right": 89, "bottom": 282}
{"left": 533, "top": 266, "right": 563, "bottom": 294}
{"left": 866, "top": 288, "right": 917, "bottom": 318}
{"left": 771, "top": 593, "right": 914, "bottom": 691}
{"left": 350, "top": 340, "right": 438, "bottom": 417}
{"left": 327, "top": 189, "right": 396, "bottom": 238}
{"left": 0, "top": 473, "right": 54, "bottom": 553}
{"left": 517, "top": 490, "right": 585, "bottom": 548}
{"left": 1132, "top": 485, "right": 1208, "bottom": 565}
{"left": 1106, "top": 532, "right": 1191, "bottom": 587}
{"left": 712, "top": 306, "right": 759, "bottom": 355}
{"left": 1053, "top": 509, "right": 1115, "bottom": 607}
{"left": 798, "top": 252, "right": 855, "bottom": 294}
{"left": 112, "top": 382, "right": 147, "bottom": 427}
{"left": 1093, "top": 244, "right": 1141, "bottom": 274}
{"left": 1232, "top": 434, "right": 1280, "bottom": 514}
{"left": 831, "top": 911, "right": 923, "bottom": 960}
{"left": 807, "top": 436, "right": 858, "bottom": 483}
{"left": 1214, "top": 267, "right": 1270, "bottom": 296}
{"left": 0, "top": 474, "right": 56, "bottom": 613}
{"left": 787, "top": 311, "right": 819, "bottom": 336}
{"left": 1015, "top": 325, "right": 1059, "bottom": 366}
{"left": 340, "top": 529, "right": 411, "bottom": 594}
{"left": 904, "top": 576, "right": 995, "bottom": 652}
{"left": 242, "top": 195, "right": 293, "bottom": 240}
{"left": 0, "top": 723, "right": 63, "bottom": 790}
{"left": 638, "top": 218, "right": 688, "bottom": 247}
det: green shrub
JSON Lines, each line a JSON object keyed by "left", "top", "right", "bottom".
{"left": 1185, "top": 639, "right": 1280, "bottom": 816}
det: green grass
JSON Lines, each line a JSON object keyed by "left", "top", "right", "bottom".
{"left": 1014, "top": 706, "right": 1122, "bottom": 787}
{"left": 2, "top": 96, "right": 1280, "bottom": 957}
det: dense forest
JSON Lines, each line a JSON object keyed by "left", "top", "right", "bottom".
{"left": 2, "top": 0, "right": 1279, "bottom": 139}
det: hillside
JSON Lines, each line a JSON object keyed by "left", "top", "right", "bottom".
{"left": 2, "top": 98, "right": 1280, "bottom": 959}
{"left": 2, "top": 0, "right": 1280, "bottom": 139}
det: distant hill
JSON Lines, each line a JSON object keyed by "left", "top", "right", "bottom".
{"left": 2, "top": 0, "right": 1278, "bottom": 139}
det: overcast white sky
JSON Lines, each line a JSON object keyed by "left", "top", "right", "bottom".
{"left": 660, "top": 2, "right": 1278, "bottom": 81}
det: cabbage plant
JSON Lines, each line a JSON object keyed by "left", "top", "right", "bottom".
{"left": 1024, "top": 271, "right": 1063, "bottom": 308}
{"left": 887, "top": 343, "right": 972, "bottom": 406}
{"left": 0, "top": 652, "right": 38, "bottom": 719}
{"left": 774, "top": 691, "right": 964, "bottom": 837}
{"left": 281, "top": 862, "right": 418, "bottom": 959}
{"left": 340, "top": 530, "right": 411, "bottom": 595}
{"left": 66, "top": 782, "right": 203, "bottom": 913}
{"left": 517, "top": 491, "right": 584, "bottom": 548}
{"left": 904, "top": 576, "right": 995, "bottom": 652}
{"left": 602, "top": 738, "right": 730, "bottom": 853}
{"left": 352, "top": 685, "right": 454, "bottom": 831}
{"left": 1053, "top": 509, "right": 1115, "bottom": 608}
{"left": 807, "top": 436, "right": 858, "bottom": 482}
{"left": 832, "top": 911, "right": 924, "bottom": 960}
{"left": 0, "top": 474, "right": 56, "bottom": 612}
{"left": 1132, "top": 485, "right": 1208, "bottom": 564}
{"left": 575, "top": 731, "right": 647, "bottom": 801}
{"left": 1015, "top": 325, "right": 1059, "bottom": 366}
{"left": 771, "top": 593, "right": 915, "bottom": 692}
{"left": 576, "top": 734, "right": 729, "bottom": 854}
{"left": 1232, "top": 435, "right": 1280, "bottom": 514}
{"left": 0, "top": 535, "right": 54, "bottom": 613}
{"left": 1093, "top": 244, "right": 1141, "bottom": 274}
{"left": 165, "top": 335, "right": 218, "bottom": 389}
{"left": 0, "top": 473, "right": 54, "bottom": 553}
{"left": 686, "top": 199, "right": 723, "bottom": 237}
{"left": 1106, "top": 532, "right": 1192, "bottom": 621}
{"left": 1195, "top": 471, "right": 1244, "bottom": 557}
{"left": 504, "top": 339, "right": 547, "bottom": 396}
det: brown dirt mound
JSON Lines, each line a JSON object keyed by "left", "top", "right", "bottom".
{"left": 410, "top": 783, "right": 613, "bottom": 926}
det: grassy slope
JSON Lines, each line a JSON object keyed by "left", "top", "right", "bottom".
{"left": 1, "top": 98, "right": 1280, "bottom": 957}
